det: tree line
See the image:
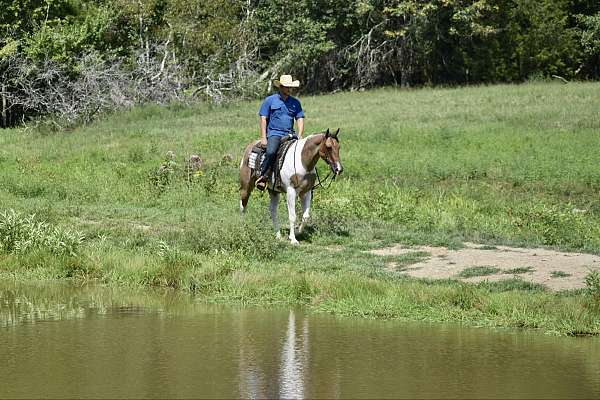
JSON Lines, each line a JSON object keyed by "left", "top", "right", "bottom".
{"left": 1, "top": 0, "right": 599, "bottom": 127}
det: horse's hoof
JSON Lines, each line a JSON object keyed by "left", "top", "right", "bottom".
{"left": 275, "top": 232, "right": 282, "bottom": 240}
{"left": 290, "top": 238, "right": 299, "bottom": 245}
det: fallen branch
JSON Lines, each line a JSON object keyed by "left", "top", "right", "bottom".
{"left": 552, "top": 75, "right": 569, "bottom": 84}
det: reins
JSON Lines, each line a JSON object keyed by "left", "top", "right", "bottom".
{"left": 312, "top": 168, "right": 335, "bottom": 190}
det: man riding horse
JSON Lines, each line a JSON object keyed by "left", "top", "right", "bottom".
{"left": 255, "top": 74, "right": 305, "bottom": 191}
{"left": 239, "top": 74, "right": 343, "bottom": 244}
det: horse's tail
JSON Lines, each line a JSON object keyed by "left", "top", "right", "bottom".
{"left": 239, "top": 141, "right": 259, "bottom": 190}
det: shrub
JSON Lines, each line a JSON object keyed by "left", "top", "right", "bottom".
{"left": 585, "top": 270, "right": 600, "bottom": 301}
{"left": 446, "top": 284, "right": 482, "bottom": 310}
{"left": 148, "top": 151, "right": 179, "bottom": 195}
{"left": 188, "top": 219, "right": 281, "bottom": 260}
{"left": 0, "top": 209, "right": 84, "bottom": 256}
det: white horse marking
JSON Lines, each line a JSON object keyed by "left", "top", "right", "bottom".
{"left": 298, "top": 191, "right": 312, "bottom": 234}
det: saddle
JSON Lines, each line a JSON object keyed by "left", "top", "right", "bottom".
{"left": 248, "top": 135, "right": 297, "bottom": 192}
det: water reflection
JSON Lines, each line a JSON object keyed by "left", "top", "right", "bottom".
{"left": 0, "top": 282, "right": 166, "bottom": 327}
{"left": 279, "top": 310, "right": 309, "bottom": 399}
{"left": 1, "top": 282, "right": 600, "bottom": 399}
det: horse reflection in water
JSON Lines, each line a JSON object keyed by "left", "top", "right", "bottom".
{"left": 238, "top": 311, "right": 311, "bottom": 399}
{"left": 239, "top": 129, "right": 343, "bottom": 244}
{"left": 279, "top": 310, "right": 310, "bottom": 399}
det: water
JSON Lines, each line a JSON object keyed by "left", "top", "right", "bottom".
{"left": 1, "top": 282, "right": 599, "bottom": 399}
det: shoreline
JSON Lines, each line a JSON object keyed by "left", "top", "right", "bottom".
{"left": 1, "top": 239, "right": 598, "bottom": 337}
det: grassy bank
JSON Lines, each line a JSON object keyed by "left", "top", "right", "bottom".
{"left": 1, "top": 82, "right": 599, "bottom": 335}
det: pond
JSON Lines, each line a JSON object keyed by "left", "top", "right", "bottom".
{"left": 1, "top": 282, "right": 599, "bottom": 398}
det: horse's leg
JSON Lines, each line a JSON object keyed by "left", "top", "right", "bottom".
{"left": 269, "top": 190, "right": 282, "bottom": 239}
{"left": 298, "top": 191, "right": 312, "bottom": 234}
{"left": 239, "top": 160, "right": 254, "bottom": 216}
{"left": 286, "top": 187, "right": 299, "bottom": 245}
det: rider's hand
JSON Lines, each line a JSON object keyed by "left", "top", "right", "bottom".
{"left": 260, "top": 137, "right": 267, "bottom": 147}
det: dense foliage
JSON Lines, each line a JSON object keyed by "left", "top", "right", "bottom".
{"left": 1, "top": 0, "right": 599, "bottom": 126}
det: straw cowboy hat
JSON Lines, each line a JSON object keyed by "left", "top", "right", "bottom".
{"left": 274, "top": 74, "right": 300, "bottom": 88}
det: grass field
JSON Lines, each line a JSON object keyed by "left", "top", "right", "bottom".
{"left": 1, "top": 82, "right": 599, "bottom": 335}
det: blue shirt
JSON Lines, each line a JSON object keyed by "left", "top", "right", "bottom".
{"left": 259, "top": 93, "right": 305, "bottom": 137}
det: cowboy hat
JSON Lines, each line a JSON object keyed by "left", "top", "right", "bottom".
{"left": 274, "top": 75, "right": 300, "bottom": 88}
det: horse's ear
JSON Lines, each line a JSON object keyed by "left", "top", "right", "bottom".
{"left": 325, "top": 128, "right": 330, "bottom": 138}
{"left": 334, "top": 128, "right": 340, "bottom": 137}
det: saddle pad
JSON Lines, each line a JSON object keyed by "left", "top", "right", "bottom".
{"left": 248, "top": 145, "right": 265, "bottom": 170}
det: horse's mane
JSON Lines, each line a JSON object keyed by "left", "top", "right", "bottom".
{"left": 304, "top": 132, "right": 330, "bottom": 142}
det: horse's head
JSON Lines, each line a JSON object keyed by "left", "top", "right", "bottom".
{"left": 319, "top": 128, "right": 343, "bottom": 176}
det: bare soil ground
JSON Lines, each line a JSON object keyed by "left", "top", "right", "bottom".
{"left": 370, "top": 242, "right": 600, "bottom": 291}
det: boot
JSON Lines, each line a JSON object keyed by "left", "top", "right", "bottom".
{"left": 255, "top": 176, "right": 268, "bottom": 191}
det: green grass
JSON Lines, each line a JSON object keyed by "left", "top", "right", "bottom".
{"left": 1, "top": 82, "right": 600, "bottom": 335}
{"left": 551, "top": 270, "right": 571, "bottom": 278}
{"left": 503, "top": 266, "right": 535, "bottom": 274}
{"left": 458, "top": 266, "right": 501, "bottom": 278}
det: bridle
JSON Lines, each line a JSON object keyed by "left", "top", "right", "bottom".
{"left": 319, "top": 136, "right": 339, "bottom": 173}
{"left": 312, "top": 135, "right": 339, "bottom": 190}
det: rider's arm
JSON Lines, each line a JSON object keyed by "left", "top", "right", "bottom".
{"left": 295, "top": 100, "right": 305, "bottom": 138}
{"left": 296, "top": 117, "right": 304, "bottom": 138}
{"left": 260, "top": 116, "right": 268, "bottom": 144}
{"left": 258, "top": 97, "right": 270, "bottom": 145}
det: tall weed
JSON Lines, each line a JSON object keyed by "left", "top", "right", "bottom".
{"left": 0, "top": 210, "right": 84, "bottom": 256}
{"left": 585, "top": 270, "right": 600, "bottom": 304}
{"left": 187, "top": 219, "right": 281, "bottom": 260}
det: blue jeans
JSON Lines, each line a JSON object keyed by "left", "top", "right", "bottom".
{"left": 260, "top": 135, "right": 282, "bottom": 177}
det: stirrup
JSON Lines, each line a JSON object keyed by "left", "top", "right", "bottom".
{"left": 256, "top": 176, "right": 267, "bottom": 191}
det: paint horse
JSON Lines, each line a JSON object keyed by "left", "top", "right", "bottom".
{"left": 239, "top": 129, "right": 343, "bottom": 244}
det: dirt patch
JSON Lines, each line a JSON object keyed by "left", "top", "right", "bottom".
{"left": 371, "top": 242, "right": 600, "bottom": 291}
{"left": 324, "top": 245, "right": 344, "bottom": 252}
